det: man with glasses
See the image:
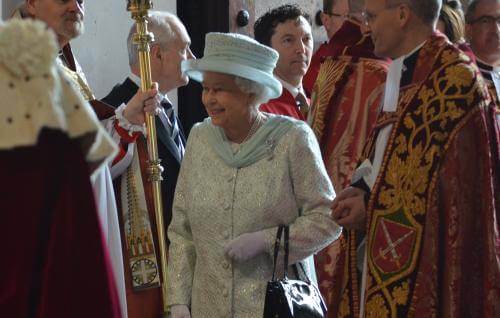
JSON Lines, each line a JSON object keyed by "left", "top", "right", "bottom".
{"left": 466, "top": 0, "right": 500, "bottom": 221}
{"left": 322, "top": 0, "right": 350, "bottom": 40}
{"left": 331, "top": 0, "right": 500, "bottom": 316}
{"left": 303, "top": 0, "right": 361, "bottom": 95}
{"left": 466, "top": 1, "right": 500, "bottom": 123}
{"left": 466, "top": 0, "right": 500, "bottom": 71}
{"left": 307, "top": 0, "right": 389, "bottom": 314}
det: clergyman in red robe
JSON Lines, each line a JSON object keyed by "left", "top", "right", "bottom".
{"left": 308, "top": 13, "right": 389, "bottom": 316}
{"left": 332, "top": 0, "right": 500, "bottom": 316}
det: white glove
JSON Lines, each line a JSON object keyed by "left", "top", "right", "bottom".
{"left": 224, "top": 231, "right": 266, "bottom": 262}
{"left": 170, "top": 304, "right": 191, "bottom": 318}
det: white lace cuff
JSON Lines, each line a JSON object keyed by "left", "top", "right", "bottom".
{"left": 115, "top": 103, "right": 146, "bottom": 135}
{"left": 351, "top": 159, "right": 375, "bottom": 191}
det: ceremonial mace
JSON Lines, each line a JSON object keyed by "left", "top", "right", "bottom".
{"left": 127, "top": 0, "right": 169, "bottom": 314}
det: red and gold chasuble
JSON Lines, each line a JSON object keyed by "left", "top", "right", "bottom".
{"left": 309, "top": 24, "right": 389, "bottom": 317}
{"left": 303, "top": 19, "right": 365, "bottom": 96}
{"left": 337, "top": 34, "right": 500, "bottom": 318}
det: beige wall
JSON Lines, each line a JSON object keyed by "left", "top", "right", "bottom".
{"left": 72, "top": 2, "right": 177, "bottom": 101}
{"left": 255, "top": 0, "right": 328, "bottom": 48}
{"left": 1, "top": 1, "right": 177, "bottom": 105}
{"left": 2, "top": 0, "right": 23, "bottom": 20}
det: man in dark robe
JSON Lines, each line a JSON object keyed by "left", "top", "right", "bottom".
{"left": 102, "top": 11, "right": 194, "bottom": 318}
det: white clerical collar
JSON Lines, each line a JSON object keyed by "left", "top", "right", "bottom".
{"left": 476, "top": 58, "right": 500, "bottom": 99}
{"left": 476, "top": 57, "right": 500, "bottom": 75}
{"left": 383, "top": 41, "right": 426, "bottom": 112}
{"left": 275, "top": 76, "right": 304, "bottom": 98}
{"left": 476, "top": 57, "right": 496, "bottom": 69}
{"left": 130, "top": 73, "right": 141, "bottom": 87}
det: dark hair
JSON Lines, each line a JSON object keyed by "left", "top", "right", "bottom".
{"left": 465, "top": 0, "right": 500, "bottom": 23}
{"left": 439, "top": 0, "right": 465, "bottom": 43}
{"left": 254, "top": 4, "right": 311, "bottom": 47}
{"left": 323, "top": 0, "right": 335, "bottom": 12}
{"left": 465, "top": 0, "right": 480, "bottom": 23}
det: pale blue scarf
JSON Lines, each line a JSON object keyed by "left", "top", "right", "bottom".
{"left": 203, "top": 115, "right": 295, "bottom": 168}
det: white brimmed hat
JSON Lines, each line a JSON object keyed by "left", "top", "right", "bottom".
{"left": 182, "top": 32, "right": 282, "bottom": 99}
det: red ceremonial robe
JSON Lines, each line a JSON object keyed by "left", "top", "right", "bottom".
{"left": 309, "top": 23, "right": 389, "bottom": 316}
{"left": 303, "top": 19, "right": 364, "bottom": 96}
{"left": 259, "top": 88, "right": 309, "bottom": 121}
{"left": 337, "top": 33, "right": 500, "bottom": 318}
{"left": 0, "top": 129, "right": 121, "bottom": 318}
{"left": 303, "top": 42, "right": 335, "bottom": 97}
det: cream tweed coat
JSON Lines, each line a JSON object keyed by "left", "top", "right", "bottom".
{"left": 167, "top": 118, "right": 341, "bottom": 318}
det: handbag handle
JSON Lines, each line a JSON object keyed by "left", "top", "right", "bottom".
{"left": 271, "top": 225, "right": 313, "bottom": 285}
{"left": 271, "top": 225, "right": 290, "bottom": 281}
{"left": 292, "top": 261, "right": 312, "bottom": 285}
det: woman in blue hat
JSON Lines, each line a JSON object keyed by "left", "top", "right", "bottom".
{"left": 166, "top": 32, "right": 342, "bottom": 318}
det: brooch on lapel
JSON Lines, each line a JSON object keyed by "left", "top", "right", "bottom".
{"left": 265, "top": 138, "right": 277, "bottom": 160}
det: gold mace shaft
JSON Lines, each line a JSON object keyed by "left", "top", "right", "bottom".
{"left": 127, "top": 0, "right": 169, "bottom": 314}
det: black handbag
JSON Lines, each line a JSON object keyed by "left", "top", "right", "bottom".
{"left": 263, "top": 225, "right": 327, "bottom": 318}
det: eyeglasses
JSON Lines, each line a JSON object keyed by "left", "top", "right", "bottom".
{"left": 469, "top": 15, "right": 500, "bottom": 28}
{"left": 324, "top": 11, "right": 348, "bottom": 19}
{"left": 361, "top": 3, "right": 403, "bottom": 26}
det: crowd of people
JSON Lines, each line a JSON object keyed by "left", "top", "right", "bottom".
{"left": 0, "top": 0, "right": 498, "bottom": 317}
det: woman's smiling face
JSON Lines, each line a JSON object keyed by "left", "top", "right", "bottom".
{"left": 201, "top": 71, "right": 253, "bottom": 130}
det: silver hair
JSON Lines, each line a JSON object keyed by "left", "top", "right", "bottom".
{"left": 127, "top": 11, "right": 182, "bottom": 66}
{"left": 234, "top": 76, "right": 274, "bottom": 106}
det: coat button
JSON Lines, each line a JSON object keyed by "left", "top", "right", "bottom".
{"left": 222, "top": 262, "right": 229, "bottom": 269}
{"left": 223, "top": 289, "right": 229, "bottom": 297}
{"left": 224, "top": 203, "right": 231, "bottom": 210}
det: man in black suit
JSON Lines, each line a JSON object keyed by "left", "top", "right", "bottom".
{"left": 102, "top": 11, "right": 195, "bottom": 317}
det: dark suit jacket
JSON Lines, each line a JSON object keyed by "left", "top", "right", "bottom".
{"left": 102, "top": 77, "right": 186, "bottom": 234}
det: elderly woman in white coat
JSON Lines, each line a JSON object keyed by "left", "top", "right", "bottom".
{"left": 166, "top": 32, "right": 342, "bottom": 318}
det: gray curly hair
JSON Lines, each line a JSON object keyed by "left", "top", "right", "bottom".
{"left": 234, "top": 76, "right": 275, "bottom": 107}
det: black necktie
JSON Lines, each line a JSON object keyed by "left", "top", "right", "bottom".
{"left": 160, "top": 100, "right": 183, "bottom": 157}
{"left": 295, "top": 91, "right": 310, "bottom": 118}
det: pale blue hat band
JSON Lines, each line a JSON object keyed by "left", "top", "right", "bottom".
{"left": 182, "top": 57, "right": 282, "bottom": 98}
{"left": 181, "top": 32, "right": 282, "bottom": 99}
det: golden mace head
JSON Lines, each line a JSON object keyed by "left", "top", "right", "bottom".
{"left": 127, "top": 0, "right": 153, "bottom": 14}
{"left": 126, "top": 0, "right": 154, "bottom": 51}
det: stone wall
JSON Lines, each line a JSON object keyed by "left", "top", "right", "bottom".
{"left": 1, "top": 0, "right": 177, "bottom": 103}
{"left": 71, "top": 1, "right": 177, "bottom": 100}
